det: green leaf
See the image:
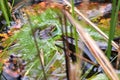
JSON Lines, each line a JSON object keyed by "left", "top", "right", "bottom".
{"left": 88, "top": 74, "right": 109, "bottom": 80}
{"left": 0, "top": 0, "right": 11, "bottom": 26}
{"left": 107, "top": 0, "right": 120, "bottom": 58}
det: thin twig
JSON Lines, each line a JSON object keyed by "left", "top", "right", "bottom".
{"left": 55, "top": 44, "right": 98, "bottom": 66}
{"left": 12, "top": 0, "right": 27, "bottom": 11}
{"left": 75, "top": 53, "right": 98, "bottom": 66}
{"left": 26, "top": 14, "right": 47, "bottom": 80}
{"left": 60, "top": 14, "right": 71, "bottom": 80}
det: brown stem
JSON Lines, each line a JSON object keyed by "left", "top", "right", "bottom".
{"left": 26, "top": 14, "right": 47, "bottom": 80}
{"left": 60, "top": 13, "right": 71, "bottom": 80}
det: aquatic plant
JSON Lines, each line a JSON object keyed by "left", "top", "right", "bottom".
{"left": 107, "top": 0, "right": 120, "bottom": 58}
{"left": 1, "top": 8, "right": 65, "bottom": 79}
{"left": 0, "top": 0, "right": 12, "bottom": 26}
{"left": 1, "top": 0, "right": 120, "bottom": 80}
{"left": 63, "top": 0, "right": 120, "bottom": 80}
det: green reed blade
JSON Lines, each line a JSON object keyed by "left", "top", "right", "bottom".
{"left": 107, "top": 0, "right": 120, "bottom": 58}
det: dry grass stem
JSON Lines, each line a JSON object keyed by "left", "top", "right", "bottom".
{"left": 63, "top": 10, "right": 119, "bottom": 80}
{"left": 40, "top": 49, "right": 44, "bottom": 66}
{"left": 63, "top": 0, "right": 119, "bottom": 52}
